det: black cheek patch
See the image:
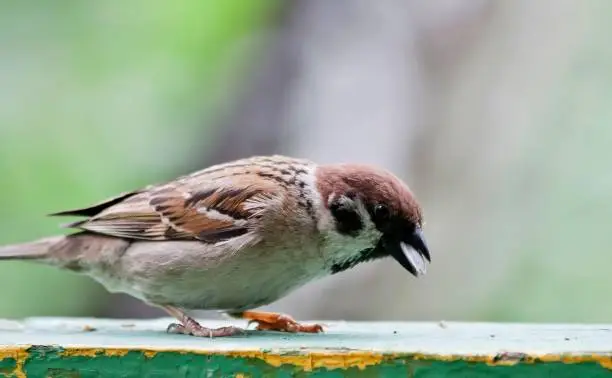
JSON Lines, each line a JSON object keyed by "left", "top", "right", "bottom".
{"left": 330, "top": 202, "right": 363, "bottom": 236}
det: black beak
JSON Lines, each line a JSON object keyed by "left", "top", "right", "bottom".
{"left": 384, "top": 228, "right": 431, "bottom": 277}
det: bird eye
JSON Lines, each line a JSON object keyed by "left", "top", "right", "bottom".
{"left": 374, "top": 204, "right": 390, "bottom": 222}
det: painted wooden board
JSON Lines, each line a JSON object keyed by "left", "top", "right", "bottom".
{"left": 0, "top": 317, "right": 610, "bottom": 377}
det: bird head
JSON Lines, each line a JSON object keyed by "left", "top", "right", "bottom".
{"left": 315, "top": 163, "right": 430, "bottom": 277}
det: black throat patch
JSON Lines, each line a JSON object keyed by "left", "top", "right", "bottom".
{"left": 330, "top": 241, "right": 388, "bottom": 275}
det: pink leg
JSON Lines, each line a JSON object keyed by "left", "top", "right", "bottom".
{"left": 163, "top": 305, "right": 244, "bottom": 338}
{"left": 233, "top": 310, "right": 325, "bottom": 333}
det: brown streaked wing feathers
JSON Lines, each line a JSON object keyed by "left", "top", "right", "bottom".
{"left": 51, "top": 180, "right": 276, "bottom": 243}
{"left": 149, "top": 185, "right": 267, "bottom": 241}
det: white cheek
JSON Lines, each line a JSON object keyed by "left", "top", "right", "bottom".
{"left": 309, "top": 173, "right": 382, "bottom": 264}
{"left": 320, "top": 199, "right": 383, "bottom": 265}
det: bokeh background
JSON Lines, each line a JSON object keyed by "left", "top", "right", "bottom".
{"left": 1, "top": 1, "right": 610, "bottom": 323}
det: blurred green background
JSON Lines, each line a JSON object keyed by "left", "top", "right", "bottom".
{"left": 0, "top": 0, "right": 279, "bottom": 317}
{"left": 1, "top": 1, "right": 610, "bottom": 323}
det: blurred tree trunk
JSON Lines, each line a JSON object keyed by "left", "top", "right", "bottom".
{"left": 264, "top": 0, "right": 492, "bottom": 320}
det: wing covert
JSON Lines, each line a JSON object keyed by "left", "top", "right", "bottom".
{"left": 52, "top": 178, "right": 280, "bottom": 243}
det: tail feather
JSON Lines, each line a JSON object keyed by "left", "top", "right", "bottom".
{"left": 0, "top": 234, "right": 130, "bottom": 272}
{"left": 0, "top": 236, "right": 66, "bottom": 260}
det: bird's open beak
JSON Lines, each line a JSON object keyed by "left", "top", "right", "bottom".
{"left": 385, "top": 228, "right": 431, "bottom": 277}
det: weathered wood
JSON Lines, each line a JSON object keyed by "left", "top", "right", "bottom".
{"left": 0, "top": 318, "right": 610, "bottom": 377}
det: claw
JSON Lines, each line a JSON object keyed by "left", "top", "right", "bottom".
{"left": 166, "top": 323, "right": 186, "bottom": 334}
{"left": 162, "top": 305, "right": 245, "bottom": 338}
{"left": 238, "top": 311, "right": 325, "bottom": 334}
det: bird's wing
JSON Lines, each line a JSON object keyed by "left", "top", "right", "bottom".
{"left": 50, "top": 173, "right": 282, "bottom": 243}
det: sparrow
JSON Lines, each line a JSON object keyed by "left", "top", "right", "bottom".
{"left": 0, "top": 155, "right": 430, "bottom": 337}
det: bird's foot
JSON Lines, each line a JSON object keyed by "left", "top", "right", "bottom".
{"left": 238, "top": 310, "right": 325, "bottom": 333}
{"left": 163, "top": 305, "right": 244, "bottom": 338}
{"left": 166, "top": 322, "right": 243, "bottom": 338}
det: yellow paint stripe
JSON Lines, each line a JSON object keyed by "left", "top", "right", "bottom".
{"left": 0, "top": 346, "right": 610, "bottom": 373}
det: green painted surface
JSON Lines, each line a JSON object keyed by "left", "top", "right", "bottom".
{"left": 0, "top": 318, "right": 610, "bottom": 377}
{"left": 0, "top": 358, "right": 17, "bottom": 377}
{"left": 8, "top": 346, "right": 611, "bottom": 378}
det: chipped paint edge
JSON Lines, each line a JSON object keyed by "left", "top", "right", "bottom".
{"left": 1, "top": 345, "right": 611, "bottom": 376}
{"left": 0, "top": 347, "right": 29, "bottom": 378}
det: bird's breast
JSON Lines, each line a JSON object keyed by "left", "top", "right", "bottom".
{"left": 96, "top": 239, "right": 325, "bottom": 311}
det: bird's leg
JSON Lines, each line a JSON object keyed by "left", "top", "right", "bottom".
{"left": 231, "top": 310, "right": 324, "bottom": 333}
{"left": 163, "top": 305, "right": 244, "bottom": 337}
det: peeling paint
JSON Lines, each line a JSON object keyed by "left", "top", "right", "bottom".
{"left": 59, "top": 347, "right": 130, "bottom": 359}
{"left": 225, "top": 350, "right": 386, "bottom": 371}
{"left": 0, "top": 345, "right": 610, "bottom": 377}
{"left": 142, "top": 350, "right": 158, "bottom": 359}
{"left": 2, "top": 320, "right": 610, "bottom": 376}
{"left": 0, "top": 347, "right": 29, "bottom": 378}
